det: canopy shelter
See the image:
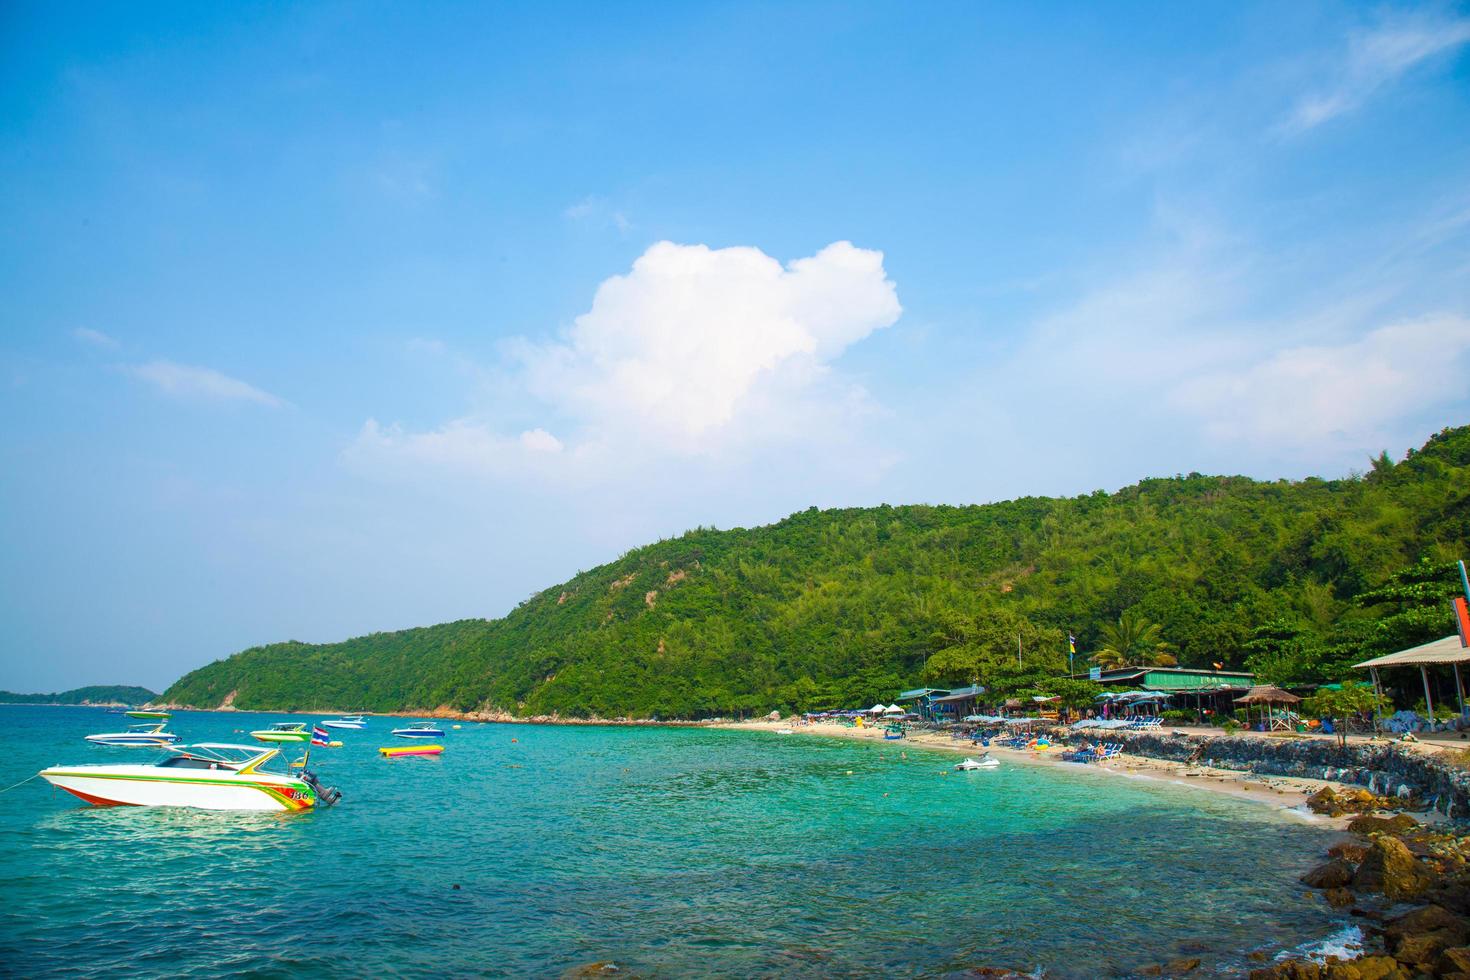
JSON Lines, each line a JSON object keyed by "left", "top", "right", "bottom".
{"left": 1355, "top": 635, "right": 1470, "bottom": 721}
{"left": 931, "top": 685, "right": 986, "bottom": 719}
{"left": 883, "top": 703, "right": 905, "bottom": 716}
{"left": 1234, "top": 685, "right": 1301, "bottom": 732}
{"left": 867, "top": 703, "right": 886, "bottom": 714}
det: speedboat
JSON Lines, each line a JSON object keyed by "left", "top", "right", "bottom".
{"left": 125, "top": 709, "right": 170, "bottom": 720}
{"left": 391, "top": 723, "right": 445, "bottom": 739}
{"left": 249, "top": 722, "right": 312, "bottom": 743}
{"left": 40, "top": 743, "right": 341, "bottom": 811}
{"left": 320, "top": 714, "right": 368, "bottom": 730}
{"left": 85, "top": 722, "right": 182, "bottom": 747}
{"left": 955, "top": 755, "right": 1000, "bottom": 771}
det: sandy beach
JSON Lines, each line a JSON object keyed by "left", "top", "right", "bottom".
{"left": 717, "top": 717, "right": 1369, "bottom": 826}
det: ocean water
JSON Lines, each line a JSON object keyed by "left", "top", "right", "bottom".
{"left": 0, "top": 706, "right": 1347, "bottom": 978}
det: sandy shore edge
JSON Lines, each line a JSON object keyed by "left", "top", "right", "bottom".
{"left": 715, "top": 718, "right": 1362, "bottom": 827}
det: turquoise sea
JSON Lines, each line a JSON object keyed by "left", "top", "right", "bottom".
{"left": 0, "top": 706, "right": 1349, "bottom": 977}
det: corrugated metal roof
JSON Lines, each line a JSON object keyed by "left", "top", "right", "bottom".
{"left": 932, "top": 685, "right": 985, "bottom": 702}
{"left": 1354, "top": 635, "right": 1470, "bottom": 669}
{"left": 897, "top": 688, "right": 948, "bottom": 699}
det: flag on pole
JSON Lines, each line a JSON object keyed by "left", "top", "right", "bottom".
{"left": 1067, "top": 633, "right": 1076, "bottom": 655}
{"left": 311, "top": 725, "right": 329, "bottom": 746}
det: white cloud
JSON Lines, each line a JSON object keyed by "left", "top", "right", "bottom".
{"left": 126, "top": 360, "right": 286, "bottom": 408}
{"left": 519, "top": 428, "right": 563, "bottom": 453}
{"left": 563, "top": 196, "right": 630, "bottom": 233}
{"left": 1281, "top": 13, "right": 1470, "bottom": 134}
{"left": 72, "top": 327, "right": 119, "bottom": 349}
{"left": 350, "top": 240, "right": 901, "bottom": 480}
{"left": 520, "top": 240, "right": 900, "bottom": 444}
{"left": 1172, "top": 314, "right": 1470, "bottom": 444}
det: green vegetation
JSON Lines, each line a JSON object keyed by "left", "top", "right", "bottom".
{"left": 0, "top": 685, "right": 158, "bottom": 706}
{"left": 161, "top": 425, "right": 1470, "bottom": 719}
{"left": 1300, "top": 681, "right": 1389, "bottom": 746}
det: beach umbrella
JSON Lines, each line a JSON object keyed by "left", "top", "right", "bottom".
{"left": 1234, "top": 685, "right": 1301, "bottom": 731}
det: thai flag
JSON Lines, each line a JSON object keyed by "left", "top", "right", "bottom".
{"left": 311, "top": 726, "right": 329, "bottom": 746}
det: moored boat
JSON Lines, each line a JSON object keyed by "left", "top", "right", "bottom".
{"left": 955, "top": 755, "right": 1000, "bottom": 771}
{"left": 40, "top": 743, "right": 341, "bottom": 811}
{"left": 85, "top": 722, "right": 182, "bottom": 747}
{"left": 320, "top": 714, "right": 368, "bottom": 730}
{"left": 125, "top": 709, "right": 171, "bottom": 720}
{"left": 249, "top": 722, "right": 312, "bottom": 743}
{"left": 391, "top": 723, "right": 445, "bottom": 739}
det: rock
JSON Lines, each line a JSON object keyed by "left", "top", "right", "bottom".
{"left": 1440, "top": 947, "right": 1470, "bottom": 975}
{"left": 1303, "top": 859, "right": 1356, "bottom": 889}
{"left": 1329, "top": 842, "right": 1370, "bottom": 863}
{"left": 1163, "top": 957, "right": 1201, "bottom": 974}
{"left": 1249, "top": 960, "right": 1321, "bottom": 980}
{"left": 1138, "top": 967, "right": 1162, "bottom": 976}
{"left": 1326, "top": 956, "right": 1406, "bottom": 980}
{"left": 1391, "top": 928, "right": 1461, "bottom": 968}
{"left": 1354, "top": 837, "right": 1433, "bottom": 899}
{"left": 1347, "top": 814, "right": 1418, "bottom": 837}
{"left": 1384, "top": 904, "right": 1470, "bottom": 943}
{"left": 1324, "top": 887, "right": 1355, "bottom": 908}
{"left": 561, "top": 964, "right": 624, "bottom": 978}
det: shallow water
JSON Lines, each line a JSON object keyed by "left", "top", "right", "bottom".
{"left": 0, "top": 706, "right": 1346, "bottom": 977}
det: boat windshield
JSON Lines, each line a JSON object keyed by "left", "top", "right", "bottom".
{"left": 161, "top": 744, "right": 278, "bottom": 771}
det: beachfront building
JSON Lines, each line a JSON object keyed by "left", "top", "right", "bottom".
{"left": 1088, "top": 666, "right": 1256, "bottom": 720}
{"left": 896, "top": 688, "right": 950, "bottom": 722}
{"left": 929, "top": 685, "right": 986, "bottom": 721}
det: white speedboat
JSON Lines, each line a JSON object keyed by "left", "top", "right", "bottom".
{"left": 40, "top": 744, "right": 342, "bottom": 811}
{"left": 249, "top": 722, "right": 311, "bottom": 743}
{"left": 954, "top": 755, "right": 1000, "bottom": 771}
{"left": 85, "top": 722, "right": 182, "bottom": 747}
{"left": 320, "top": 715, "right": 368, "bottom": 730}
{"left": 391, "top": 723, "right": 445, "bottom": 739}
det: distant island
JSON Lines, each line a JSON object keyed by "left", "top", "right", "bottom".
{"left": 159, "top": 423, "right": 1470, "bottom": 720}
{"left": 0, "top": 685, "right": 159, "bottom": 707}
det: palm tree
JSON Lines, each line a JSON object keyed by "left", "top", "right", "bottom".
{"left": 1090, "top": 609, "right": 1177, "bottom": 668}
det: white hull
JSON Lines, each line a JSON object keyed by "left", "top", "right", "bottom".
{"left": 41, "top": 765, "right": 315, "bottom": 811}
{"left": 320, "top": 721, "right": 365, "bottom": 730}
{"left": 86, "top": 734, "right": 181, "bottom": 747}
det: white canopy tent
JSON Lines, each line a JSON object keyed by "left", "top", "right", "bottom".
{"left": 883, "top": 703, "right": 905, "bottom": 715}
{"left": 867, "top": 703, "right": 886, "bottom": 714}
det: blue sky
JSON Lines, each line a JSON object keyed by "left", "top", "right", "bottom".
{"left": 2, "top": 2, "right": 1468, "bottom": 691}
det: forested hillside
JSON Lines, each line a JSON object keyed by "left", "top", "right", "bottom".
{"left": 161, "top": 425, "right": 1470, "bottom": 718}
{"left": 0, "top": 685, "right": 158, "bottom": 706}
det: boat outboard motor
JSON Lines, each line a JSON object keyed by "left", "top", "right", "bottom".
{"left": 301, "top": 770, "right": 342, "bottom": 806}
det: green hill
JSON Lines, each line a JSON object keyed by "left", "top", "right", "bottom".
{"left": 0, "top": 685, "right": 159, "bottom": 706}
{"left": 161, "top": 425, "right": 1470, "bottom": 718}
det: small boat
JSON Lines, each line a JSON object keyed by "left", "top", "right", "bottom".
{"left": 379, "top": 744, "right": 443, "bottom": 758}
{"left": 249, "top": 722, "right": 312, "bottom": 743}
{"left": 85, "top": 722, "right": 182, "bottom": 747}
{"left": 40, "top": 743, "right": 341, "bottom": 811}
{"left": 954, "top": 755, "right": 1000, "bottom": 771}
{"left": 391, "top": 723, "right": 445, "bottom": 739}
{"left": 125, "top": 709, "right": 170, "bottom": 720}
{"left": 775, "top": 728, "right": 795, "bottom": 735}
{"left": 320, "top": 715, "right": 368, "bottom": 730}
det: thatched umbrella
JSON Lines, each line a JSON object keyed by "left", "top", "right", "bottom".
{"left": 1234, "top": 685, "right": 1302, "bottom": 731}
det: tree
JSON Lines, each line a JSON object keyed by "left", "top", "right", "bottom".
{"left": 1301, "top": 681, "right": 1389, "bottom": 746}
{"left": 1091, "top": 609, "right": 1177, "bottom": 668}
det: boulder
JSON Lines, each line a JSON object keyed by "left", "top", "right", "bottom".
{"left": 1347, "top": 814, "right": 1418, "bottom": 837}
{"left": 1391, "top": 928, "right": 1460, "bottom": 968}
{"left": 1383, "top": 904, "right": 1470, "bottom": 943}
{"left": 1353, "top": 837, "right": 1433, "bottom": 899}
{"left": 1163, "top": 957, "right": 1201, "bottom": 975}
{"left": 1249, "top": 960, "right": 1321, "bottom": 980}
{"left": 1328, "top": 842, "right": 1370, "bottom": 863}
{"left": 1303, "top": 859, "right": 1356, "bottom": 889}
{"left": 1323, "top": 887, "right": 1355, "bottom": 908}
{"left": 1324, "top": 956, "right": 1405, "bottom": 980}
{"left": 1439, "top": 947, "right": 1470, "bottom": 975}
